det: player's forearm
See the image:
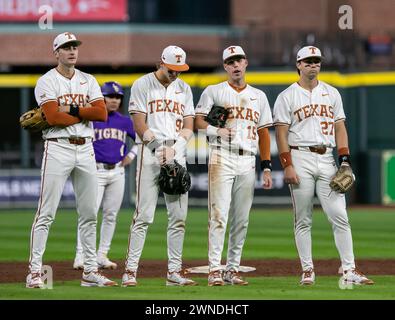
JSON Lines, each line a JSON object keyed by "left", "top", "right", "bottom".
{"left": 258, "top": 127, "right": 271, "bottom": 161}
{"left": 78, "top": 99, "right": 107, "bottom": 121}
{"left": 275, "top": 125, "right": 290, "bottom": 154}
{"left": 334, "top": 121, "right": 349, "bottom": 150}
{"left": 131, "top": 113, "right": 152, "bottom": 143}
{"left": 42, "top": 101, "right": 81, "bottom": 126}
{"left": 178, "top": 117, "right": 194, "bottom": 142}
{"left": 194, "top": 115, "right": 208, "bottom": 130}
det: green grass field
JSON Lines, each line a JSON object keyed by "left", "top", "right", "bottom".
{"left": 0, "top": 207, "right": 394, "bottom": 300}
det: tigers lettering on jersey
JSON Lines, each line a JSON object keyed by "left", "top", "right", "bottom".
{"left": 148, "top": 99, "right": 185, "bottom": 115}
{"left": 94, "top": 128, "right": 127, "bottom": 142}
{"left": 293, "top": 104, "right": 334, "bottom": 122}
{"left": 227, "top": 106, "right": 260, "bottom": 124}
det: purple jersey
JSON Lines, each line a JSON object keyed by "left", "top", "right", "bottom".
{"left": 93, "top": 111, "right": 136, "bottom": 164}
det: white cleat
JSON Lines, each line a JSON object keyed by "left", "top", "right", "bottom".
{"left": 342, "top": 268, "right": 374, "bottom": 285}
{"left": 166, "top": 270, "right": 197, "bottom": 286}
{"left": 97, "top": 254, "right": 117, "bottom": 270}
{"left": 73, "top": 253, "right": 84, "bottom": 270}
{"left": 81, "top": 271, "right": 118, "bottom": 287}
{"left": 300, "top": 268, "right": 315, "bottom": 285}
{"left": 122, "top": 270, "right": 138, "bottom": 287}
{"left": 208, "top": 270, "right": 225, "bottom": 286}
{"left": 223, "top": 269, "right": 248, "bottom": 286}
{"left": 26, "top": 272, "right": 44, "bottom": 289}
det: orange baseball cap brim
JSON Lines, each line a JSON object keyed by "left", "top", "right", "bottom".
{"left": 164, "top": 63, "right": 189, "bottom": 72}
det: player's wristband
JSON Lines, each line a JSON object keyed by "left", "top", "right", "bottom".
{"left": 206, "top": 125, "right": 219, "bottom": 137}
{"left": 260, "top": 160, "right": 272, "bottom": 172}
{"left": 338, "top": 147, "right": 351, "bottom": 166}
{"left": 126, "top": 145, "right": 138, "bottom": 160}
{"left": 279, "top": 152, "right": 293, "bottom": 169}
{"left": 69, "top": 104, "right": 80, "bottom": 117}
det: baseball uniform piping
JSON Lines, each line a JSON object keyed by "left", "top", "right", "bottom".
{"left": 125, "top": 144, "right": 144, "bottom": 263}
{"left": 29, "top": 140, "right": 49, "bottom": 270}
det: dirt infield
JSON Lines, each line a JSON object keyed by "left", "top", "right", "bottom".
{"left": 1, "top": 259, "right": 394, "bottom": 283}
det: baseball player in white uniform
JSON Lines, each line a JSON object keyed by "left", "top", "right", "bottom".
{"left": 195, "top": 46, "right": 273, "bottom": 286}
{"left": 26, "top": 32, "right": 117, "bottom": 288}
{"left": 273, "top": 46, "right": 373, "bottom": 285}
{"left": 73, "top": 81, "right": 138, "bottom": 270}
{"left": 122, "top": 46, "right": 197, "bottom": 286}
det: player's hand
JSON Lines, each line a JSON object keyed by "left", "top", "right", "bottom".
{"left": 121, "top": 156, "right": 133, "bottom": 167}
{"left": 217, "top": 128, "right": 235, "bottom": 141}
{"left": 58, "top": 105, "right": 70, "bottom": 113}
{"left": 262, "top": 171, "right": 273, "bottom": 189}
{"left": 283, "top": 165, "right": 300, "bottom": 185}
{"left": 156, "top": 146, "right": 175, "bottom": 165}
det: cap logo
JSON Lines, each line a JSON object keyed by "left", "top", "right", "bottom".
{"left": 228, "top": 46, "right": 236, "bottom": 54}
{"left": 309, "top": 47, "right": 317, "bottom": 54}
{"left": 162, "top": 55, "right": 166, "bottom": 61}
{"left": 175, "top": 54, "right": 182, "bottom": 63}
{"left": 112, "top": 83, "right": 119, "bottom": 92}
{"left": 64, "top": 32, "right": 74, "bottom": 40}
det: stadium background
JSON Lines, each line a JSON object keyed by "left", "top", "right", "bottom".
{"left": 0, "top": 0, "right": 394, "bottom": 208}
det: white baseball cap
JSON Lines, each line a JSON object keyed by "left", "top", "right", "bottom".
{"left": 223, "top": 45, "right": 246, "bottom": 62}
{"left": 53, "top": 32, "right": 82, "bottom": 51}
{"left": 296, "top": 46, "right": 322, "bottom": 62}
{"left": 161, "top": 45, "right": 189, "bottom": 72}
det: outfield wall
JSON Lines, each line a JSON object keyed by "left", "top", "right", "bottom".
{"left": 1, "top": 71, "right": 394, "bottom": 206}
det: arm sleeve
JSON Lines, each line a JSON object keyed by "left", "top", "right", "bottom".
{"left": 42, "top": 101, "right": 81, "bottom": 127}
{"left": 183, "top": 85, "right": 195, "bottom": 118}
{"left": 333, "top": 89, "right": 346, "bottom": 122}
{"left": 257, "top": 91, "right": 273, "bottom": 130}
{"left": 195, "top": 86, "right": 214, "bottom": 116}
{"left": 78, "top": 99, "right": 107, "bottom": 121}
{"left": 34, "top": 76, "right": 57, "bottom": 106}
{"left": 129, "top": 79, "right": 147, "bottom": 114}
{"left": 273, "top": 93, "right": 292, "bottom": 125}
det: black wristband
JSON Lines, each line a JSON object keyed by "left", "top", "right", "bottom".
{"left": 69, "top": 104, "right": 80, "bottom": 117}
{"left": 338, "top": 154, "right": 351, "bottom": 166}
{"left": 260, "top": 160, "right": 272, "bottom": 171}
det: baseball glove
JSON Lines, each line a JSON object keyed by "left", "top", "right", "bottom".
{"left": 158, "top": 160, "right": 191, "bottom": 195}
{"left": 205, "top": 105, "right": 230, "bottom": 128}
{"left": 20, "top": 107, "right": 50, "bottom": 132}
{"left": 330, "top": 164, "right": 355, "bottom": 193}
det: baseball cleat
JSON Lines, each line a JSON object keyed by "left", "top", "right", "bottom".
{"left": 73, "top": 253, "right": 84, "bottom": 270}
{"left": 26, "top": 272, "right": 44, "bottom": 289}
{"left": 342, "top": 268, "right": 374, "bottom": 285}
{"left": 97, "top": 254, "right": 117, "bottom": 270}
{"left": 166, "top": 270, "right": 198, "bottom": 286}
{"left": 300, "top": 268, "right": 315, "bottom": 285}
{"left": 208, "top": 270, "right": 225, "bottom": 286}
{"left": 81, "top": 271, "right": 118, "bottom": 287}
{"left": 223, "top": 269, "right": 248, "bottom": 285}
{"left": 122, "top": 270, "right": 138, "bottom": 287}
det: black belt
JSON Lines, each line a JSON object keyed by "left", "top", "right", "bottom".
{"left": 97, "top": 162, "right": 116, "bottom": 170}
{"left": 215, "top": 145, "right": 254, "bottom": 156}
{"left": 47, "top": 137, "right": 89, "bottom": 145}
{"left": 290, "top": 145, "right": 327, "bottom": 155}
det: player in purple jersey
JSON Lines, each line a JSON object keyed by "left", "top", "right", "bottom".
{"left": 73, "top": 81, "right": 137, "bottom": 270}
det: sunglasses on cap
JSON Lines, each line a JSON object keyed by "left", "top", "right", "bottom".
{"left": 302, "top": 57, "right": 322, "bottom": 64}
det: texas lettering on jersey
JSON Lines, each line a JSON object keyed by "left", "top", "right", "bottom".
{"left": 57, "top": 93, "right": 88, "bottom": 107}
{"left": 148, "top": 99, "right": 185, "bottom": 115}
{"left": 293, "top": 104, "right": 334, "bottom": 122}
{"left": 226, "top": 105, "right": 260, "bottom": 124}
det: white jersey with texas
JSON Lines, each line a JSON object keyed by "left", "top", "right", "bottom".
{"left": 128, "top": 72, "right": 195, "bottom": 144}
{"left": 34, "top": 68, "right": 103, "bottom": 139}
{"left": 196, "top": 81, "right": 273, "bottom": 155}
{"left": 273, "top": 81, "right": 345, "bottom": 148}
